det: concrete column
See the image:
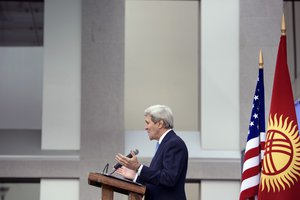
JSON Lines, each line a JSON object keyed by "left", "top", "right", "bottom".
{"left": 80, "top": 0, "right": 125, "bottom": 199}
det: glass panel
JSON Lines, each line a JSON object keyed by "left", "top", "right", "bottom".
{"left": 0, "top": 182, "right": 39, "bottom": 200}
{"left": 0, "top": 1, "right": 44, "bottom": 46}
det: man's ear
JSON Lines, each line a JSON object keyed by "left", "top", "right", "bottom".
{"left": 158, "top": 120, "right": 164, "bottom": 128}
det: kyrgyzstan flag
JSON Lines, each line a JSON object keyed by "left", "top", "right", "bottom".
{"left": 258, "top": 24, "right": 300, "bottom": 199}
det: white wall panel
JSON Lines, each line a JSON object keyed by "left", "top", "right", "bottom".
{"left": 201, "top": 0, "right": 239, "bottom": 150}
{"left": 42, "top": 0, "right": 81, "bottom": 150}
{"left": 201, "top": 180, "right": 240, "bottom": 200}
{"left": 125, "top": 0, "right": 199, "bottom": 131}
{"left": 40, "top": 179, "right": 79, "bottom": 200}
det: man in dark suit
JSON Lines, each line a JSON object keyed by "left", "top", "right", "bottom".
{"left": 115, "top": 105, "right": 189, "bottom": 200}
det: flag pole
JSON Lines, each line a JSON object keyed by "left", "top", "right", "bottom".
{"left": 281, "top": 14, "right": 286, "bottom": 36}
{"left": 259, "top": 49, "right": 264, "bottom": 69}
{"left": 239, "top": 48, "right": 266, "bottom": 200}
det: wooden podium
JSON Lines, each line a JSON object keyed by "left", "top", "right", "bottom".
{"left": 88, "top": 172, "right": 146, "bottom": 200}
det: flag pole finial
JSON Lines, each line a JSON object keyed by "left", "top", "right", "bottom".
{"left": 281, "top": 14, "right": 286, "bottom": 35}
{"left": 259, "top": 49, "right": 264, "bottom": 69}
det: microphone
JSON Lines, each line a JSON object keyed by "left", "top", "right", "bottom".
{"left": 113, "top": 149, "right": 139, "bottom": 169}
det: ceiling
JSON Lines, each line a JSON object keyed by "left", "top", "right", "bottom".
{"left": 0, "top": 0, "right": 44, "bottom": 46}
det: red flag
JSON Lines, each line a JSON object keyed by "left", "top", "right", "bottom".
{"left": 258, "top": 35, "right": 300, "bottom": 199}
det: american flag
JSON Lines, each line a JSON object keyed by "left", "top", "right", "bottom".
{"left": 240, "top": 67, "right": 265, "bottom": 200}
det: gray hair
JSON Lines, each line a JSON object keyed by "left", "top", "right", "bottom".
{"left": 144, "top": 105, "right": 174, "bottom": 129}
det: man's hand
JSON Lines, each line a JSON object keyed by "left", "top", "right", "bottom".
{"left": 115, "top": 151, "right": 140, "bottom": 171}
{"left": 115, "top": 166, "right": 136, "bottom": 180}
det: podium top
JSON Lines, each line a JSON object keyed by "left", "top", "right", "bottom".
{"left": 88, "top": 172, "right": 146, "bottom": 196}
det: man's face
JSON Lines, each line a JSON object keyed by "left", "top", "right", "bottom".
{"left": 144, "top": 115, "right": 161, "bottom": 141}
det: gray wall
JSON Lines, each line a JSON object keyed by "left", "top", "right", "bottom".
{"left": 239, "top": 0, "right": 283, "bottom": 148}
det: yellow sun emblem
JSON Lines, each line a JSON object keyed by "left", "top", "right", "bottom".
{"left": 260, "top": 114, "right": 300, "bottom": 192}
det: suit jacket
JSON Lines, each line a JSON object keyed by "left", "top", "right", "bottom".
{"left": 137, "top": 130, "right": 188, "bottom": 200}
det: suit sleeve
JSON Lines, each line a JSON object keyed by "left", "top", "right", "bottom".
{"left": 137, "top": 139, "right": 188, "bottom": 187}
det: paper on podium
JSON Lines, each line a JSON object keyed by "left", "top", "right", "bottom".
{"left": 100, "top": 172, "right": 144, "bottom": 186}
